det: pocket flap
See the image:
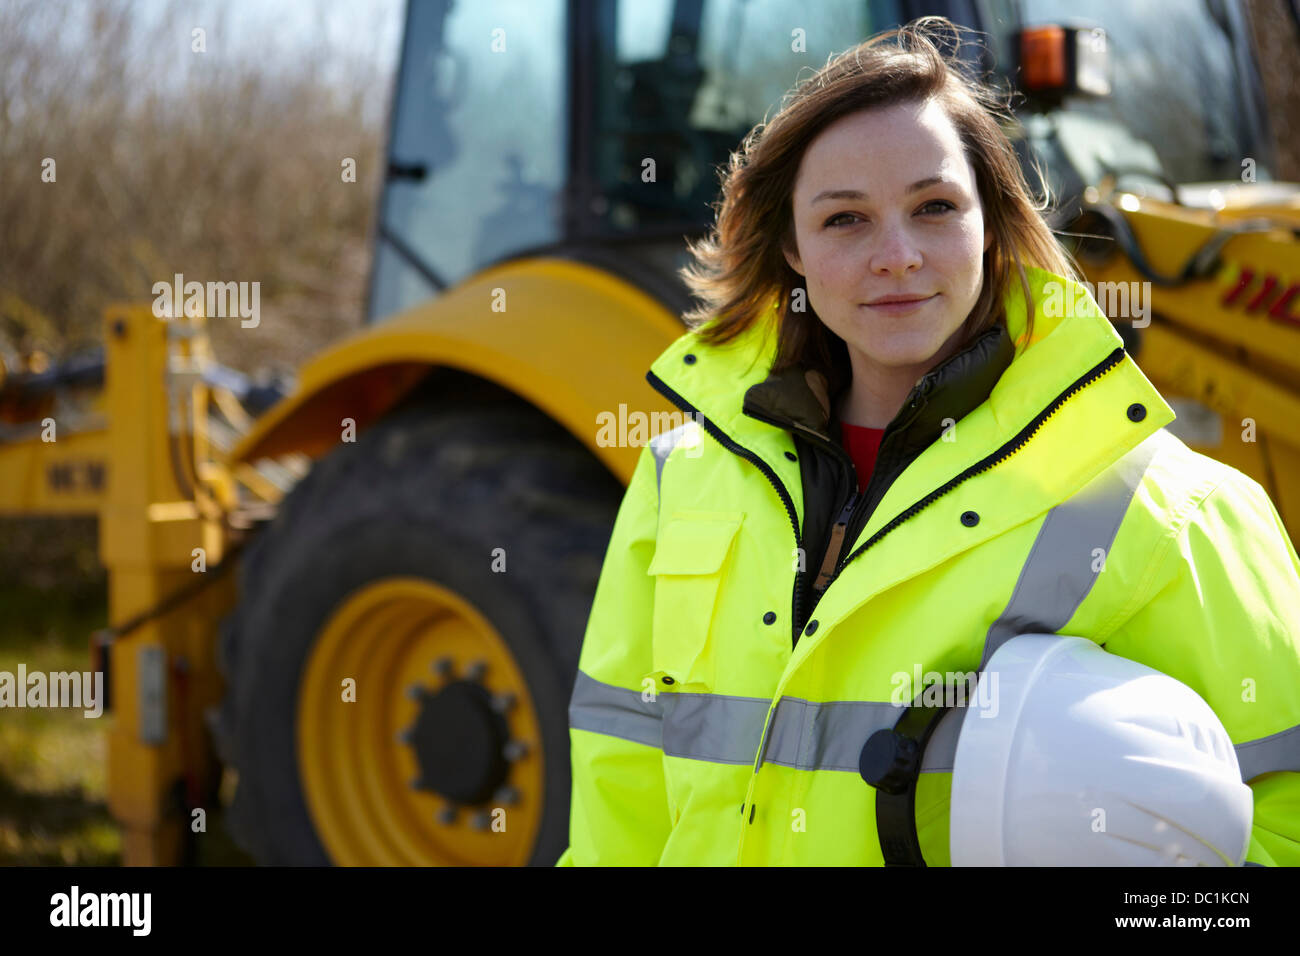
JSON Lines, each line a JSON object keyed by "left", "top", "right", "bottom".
{"left": 646, "top": 511, "right": 744, "bottom": 576}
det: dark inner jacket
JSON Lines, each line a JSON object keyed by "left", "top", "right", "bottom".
{"left": 740, "top": 322, "right": 1016, "bottom": 647}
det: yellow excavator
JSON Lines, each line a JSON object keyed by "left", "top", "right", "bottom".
{"left": 1, "top": 0, "right": 1296, "bottom": 865}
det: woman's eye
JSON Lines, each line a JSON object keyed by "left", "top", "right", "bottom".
{"left": 824, "top": 202, "right": 953, "bottom": 228}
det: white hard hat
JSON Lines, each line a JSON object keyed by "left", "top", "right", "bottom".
{"left": 949, "top": 634, "right": 1253, "bottom": 866}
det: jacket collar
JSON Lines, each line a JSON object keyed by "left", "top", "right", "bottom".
{"left": 740, "top": 321, "right": 1016, "bottom": 449}
{"left": 645, "top": 266, "right": 1175, "bottom": 511}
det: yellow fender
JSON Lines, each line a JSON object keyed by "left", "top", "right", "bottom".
{"left": 229, "top": 258, "right": 684, "bottom": 484}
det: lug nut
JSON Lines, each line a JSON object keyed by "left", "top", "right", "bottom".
{"left": 470, "top": 810, "right": 492, "bottom": 831}
{"left": 436, "top": 804, "right": 457, "bottom": 825}
{"left": 490, "top": 691, "right": 516, "bottom": 714}
{"left": 464, "top": 659, "right": 487, "bottom": 682}
{"left": 503, "top": 740, "right": 529, "bottom": 762}
{"left": 396, "top": 727, "right": 414, "bottom": 745}
{"left": 493, "top": 786, "right": 520, "bottom": 806}
{"left": 405, "top": 684, "right": 427, "bottom": 702}
{"left": 432, "top": 656, "right": 454, "bottom": 678}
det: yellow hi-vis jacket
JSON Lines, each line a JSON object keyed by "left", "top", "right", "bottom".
{"left": 557, "top": 266, "right": 1300, "bottom": 866}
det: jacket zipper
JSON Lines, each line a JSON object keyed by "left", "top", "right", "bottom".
{"left": 746, "top": 379, "right": 929, "bottom": 632}
{"left": 817, "top": 325, "right": 1001, "bottom": 599}
{"left": 734, "top": 404, "right": 859, "bottom": 640}
{"left": 836, "top": 380, "right": 933, "bottom": 573}
{"left": 813, "top": 492, "right": 858, "bottom": 594}
{"left": 820, "top": 346, "right": 1128, "bottom": 594}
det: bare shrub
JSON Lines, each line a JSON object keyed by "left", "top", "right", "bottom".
{"left": 0, "top": 0, "right": 396, "bottom": 374}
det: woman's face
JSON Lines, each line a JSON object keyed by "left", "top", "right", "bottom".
{"left": 784, "top": 98, "right": 993, "bottom": 379}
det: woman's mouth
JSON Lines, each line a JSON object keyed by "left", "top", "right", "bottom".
{"left": 863, "top": 293, "right": 938, "bottom": 314}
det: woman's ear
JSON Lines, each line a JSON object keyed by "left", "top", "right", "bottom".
{"left": 783, "top": 237, "right": 805, "bottom": 277}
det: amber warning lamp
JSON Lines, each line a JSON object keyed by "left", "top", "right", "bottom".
{"left": 1015, "top": 23, "right": 1111, "bottom": 101}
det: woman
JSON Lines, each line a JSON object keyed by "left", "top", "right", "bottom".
{"left": 557, "top": 18, "right": 1300, "bottom": 866}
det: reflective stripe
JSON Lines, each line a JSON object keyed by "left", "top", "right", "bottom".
{"left": 568, "top": 670, "right": 771, "bottom": 764}
{"left": 661, "top": 692, "right": 769, "bottom": 764}
{"left": 568, "top": 670, "right": 662, "bottom": 748}
{"left": 762, "top": 698, "right": 907, "bottom": 771}
{"left": 976, "top": 432, "right": 1162, "bottom": 671}
{"left": 1236, "top": 723, "right": 1300, "bottom": 781}
{"left": 922, "top": 432, "right": 1162, "bottom": 771}
{"left": 569, "top": 677, "right": 920, "bottom": 771}
{"left": 649, "top": 421, "right": 695, "bottom": 504}
{"left": 569, "top": 672, "right": 1300, "bottom": 783}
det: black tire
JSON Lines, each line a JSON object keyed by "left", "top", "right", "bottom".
{"left": 207, "top": 378, "right": 622, "bottom": 865}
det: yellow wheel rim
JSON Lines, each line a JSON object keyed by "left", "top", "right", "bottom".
{"left": 298, "top": 577, "right": 544, "bottom": 865}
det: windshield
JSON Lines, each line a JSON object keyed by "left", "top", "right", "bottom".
{"left": 587, "top": 0, "right": 903, "bottom": 235}
{"left": 368, "top": 0, "right": 567, "bottom": 319}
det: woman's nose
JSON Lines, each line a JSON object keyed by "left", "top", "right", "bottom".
{"left": 869, "top": 223, "right": 922, "bottom": 276}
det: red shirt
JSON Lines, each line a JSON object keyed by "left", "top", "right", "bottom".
{"left": 839, "top": 421, "right": 886, "bottom": 493}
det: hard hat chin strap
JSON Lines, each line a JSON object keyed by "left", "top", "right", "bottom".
{"left": 858, "top": 683, "right": 968, "bottom": 866}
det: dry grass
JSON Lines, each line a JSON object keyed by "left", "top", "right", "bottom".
{"left": 0, "top": 577, "right": 113, "bottom": 864}
{"left": 0, "top": 0, "right": 392, "bottom": 375}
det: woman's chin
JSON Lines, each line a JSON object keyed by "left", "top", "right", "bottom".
{"left": 845, "top": 337, "right": 950, "bottom": 371}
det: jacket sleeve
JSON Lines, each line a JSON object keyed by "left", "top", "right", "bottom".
{"left": 1103, "top": 469, "right": 1300, "bottom": 866}
{"left": 555, "top": 442, "right": 672, "bottom": 865}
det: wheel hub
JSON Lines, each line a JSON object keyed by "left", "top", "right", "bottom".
{"left": 408, "top": 679, "right": 510, "bottom": 805}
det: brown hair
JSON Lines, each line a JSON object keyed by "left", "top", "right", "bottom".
{"left": 679, "top": 16, "right": 1081, "bottom": 393}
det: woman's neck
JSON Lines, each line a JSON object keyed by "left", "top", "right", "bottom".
{"left": 835, "top": 372, "right": 916, "bottom": 429}
{"left": 835, "top": 325, "right": 968, "bottom": 428}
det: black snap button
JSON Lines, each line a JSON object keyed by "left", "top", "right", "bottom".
{"left": 1127, "top": 403, "right": 1146, "bottom": 422}
{"left": 661, "top": 675, "right": 675, "bottom": 685}
{"left": 763, "top": 611, "right": 776, "bottom": 625}
{"left": 683, "top": 353, "right": 696, "bottom": 365}
{"left": 784, "top": 451, "right": 797, "bottom": 461}
{"left": 805, "top": 620, "right": 818, "bottom": 636}
{"left": 961, "top": 511, "right": 979, "bottom": 527}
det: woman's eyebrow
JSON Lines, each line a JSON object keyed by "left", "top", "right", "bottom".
{"left": 809, "top": 176, "right": 952, "bottom": 204}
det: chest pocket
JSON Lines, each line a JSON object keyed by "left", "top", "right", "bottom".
{"left": 645, "top": 511, "right": 744, "bottom": 691}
